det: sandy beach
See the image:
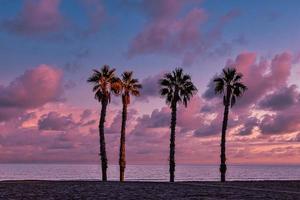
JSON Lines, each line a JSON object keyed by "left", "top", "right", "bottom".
{"left": 0, "top": 180, "right": 299, "bottom": 199}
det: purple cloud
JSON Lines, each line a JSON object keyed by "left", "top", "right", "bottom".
{"left": 258, "top": 85, "right": 299, "bottom": 110}
{"left": 0, "top": 65, "right": 64, "bottom": 121}
{"left": 2, "top": 0, "right": 65, "bottom": 36}
{"left": 38, "top": 112, "right": 78, "bottom": 131}
{"left": 138, "top": 73, "right": 163, "bottom": 101}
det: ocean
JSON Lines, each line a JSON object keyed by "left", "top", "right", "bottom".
{"left": 0, "top": 164, "right": 299, "bottom": 181}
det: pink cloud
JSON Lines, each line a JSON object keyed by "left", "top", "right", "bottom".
{"left": 236, "top": 52, "right": 292, "bottom": 107}
{"left": 1, "top": 0, "right": 106, "bottom": 37}
{"left": 80, "top": 109, "right": 93, "bottom": 121}
{"left": 0, "top": 51, "right": 299, "bottom": 164}
{"left": 204, "top": 52, "right": 293, "bottom": 108}
{"left": 2, "top": 0, "right": 64, "bottom": 36}
{"left": 0, "top": 107, "right": 100, "bottom": 163}
{"left": 177, "top": 96, "right": 204, "bottom": 132}
{"left": 0, "top": 94, "right": 299, "bottom": 164}
{"left": 128, "top": 1, "right": 240, "bottom": 66}
{"left": 128, "top": 5, "right": 207, "bottom": 59}
{"left": 0, "top": 127, "right": 98, "bottom": 163}
{"left": 203, "top": 51, "right": 300, "bottom": 136}
{"left": 0, "top": 64, "right": 64, "bottom": 121}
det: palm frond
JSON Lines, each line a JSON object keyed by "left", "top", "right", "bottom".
{"left": 233, "top": 73, "right": 243, "bottom": 82}
{"left": 214, "top": 78, "right": 225, "bottom": 94}
{"left": 214, "top": 67, "right": 247, "bottom": 107}
{"left": 118, "top": 71, "right": 142, "bottom": 104}
{"left": 94, "top": 90, "right": 103, "bottom": 102}
{"left": 159, "top": 78, "right": 172, "bottom": 87}
{"left": 131, "top": 89, "right": 140, "bottom": 96}
{"left": 160, "top": 87, "right": 170, "bottom": 96}
{"left": 88, "top": 65, "right": 120, "bottom": 103}
{"left": 133, "top": 83, "right": 142, "bottom": 89}
{"left": 159, "top": 68, "right": 197, "bottom": 107}
{"left": 87, "top": 72, "right": 101, "bottom": 83}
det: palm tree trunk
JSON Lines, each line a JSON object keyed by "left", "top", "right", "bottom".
{"left": 99, "top": 98, "right": 108, "bottom": 181}
{"left": 220, "top": 103, "right": 229, "bottom": 182}
{"left": 119, "top": 102, "right": 127, "bottom": 182}
{"left": 169, "top": 101, "right": 177, "bottom": 182}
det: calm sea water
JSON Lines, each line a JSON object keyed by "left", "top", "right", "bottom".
{"left": 0, "top": 164, "right": 299, "bottom": 181}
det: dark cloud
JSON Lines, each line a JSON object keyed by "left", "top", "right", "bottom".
{"left": 194, "top": 122, "right": 220, "bottom": 137}
{"left": 259, "top": 110, "right": 300, "bottom": 135}
{"left": 80, "top": 109, "right": 93, "bottom": 121}
{"left": 106, "top": 109, "right": 138, "bottom": 134}
{"left": 200, "top": 104, "right": 216, "bottom": 113}
{"left": 194, "top": 111, "right": 240, "bottom": 137}
{"left": 237, "top": 117, "right": 258, "bottom": 136}
{"left": 38, "top": 112, "right": 78, "bottom": 131}
{"left": 258, "top": 85, "right": 299, "bottom": 110}
{"left": 202, "top": 76, "right": 218, "bottom": 100}
{"left": 138, "top": 73, "right": 163, "bottom": 101}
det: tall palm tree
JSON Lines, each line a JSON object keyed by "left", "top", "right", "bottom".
{"left": 87, "top": 65, "right": 121, "bottom": 181}
{"left": 118, "top": 71, "right": 142, "bottom": 182}
{"left": 214, "top": 68, "right": 247, "bottom": 182}
{"left": 159, "top": 68, "right": 197, "bottom": 182}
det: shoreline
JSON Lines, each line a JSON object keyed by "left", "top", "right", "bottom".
{"left": 1, "top": 179, "right": 300, "bottom": 182}
{"left": 0, "top": 180, "right": 299, "bottom": 199}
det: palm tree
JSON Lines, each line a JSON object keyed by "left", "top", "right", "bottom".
{"left": 214, "top": 68, "right": 247, "bottom": 182}
{"left": 87, "top": 65, "right": 121, "bottom": 181}
{"left": 159, "top": 68, "right": 197, "bottom": 182}
{"left": 118, "top": 71, "right": 142, "bottom": 182}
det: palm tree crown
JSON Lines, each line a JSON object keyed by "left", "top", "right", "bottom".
{"left": 87, "top": 65, "right": 121, "bottom": 102}
{"left": 159, "top": 68, "right": 197, "bottom": 107}
{"left": 120, "top": 71, "right": 142, "bottom": 104}
{"left": 214, "top": 68, "right": 247, "bottom": 107}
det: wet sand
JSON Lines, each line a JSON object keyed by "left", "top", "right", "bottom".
{"left": 0, "top": 180, "right": 299, "bottom": 199}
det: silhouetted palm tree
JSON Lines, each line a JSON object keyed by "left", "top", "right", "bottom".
{"left": 87, "top": 65, "right": 121, "bottom": 181}
{"left": 118, "top": 71, "right": 142, "bottom": 182}
{"left": 159, "top": 68, "right": 197, "bottom": 182}
{"left": 214, "top": 68, "right": 247, "bottom": 182}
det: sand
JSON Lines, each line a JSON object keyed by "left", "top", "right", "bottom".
{"left": 0, "top": 180, "right": 299, "bottom": 199}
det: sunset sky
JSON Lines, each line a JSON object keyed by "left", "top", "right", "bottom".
{"left": 0, "top": 0, "right": 299, "bottom": 165}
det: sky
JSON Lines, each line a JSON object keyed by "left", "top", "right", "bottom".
{"left": 0, "top": 0, "right": 300, "bottom": 165}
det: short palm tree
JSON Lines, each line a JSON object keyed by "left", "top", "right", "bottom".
{"left": 87, "top": 65, "right": 121, "bottom": 181}
{"left": 214, "top": 68, "right": 247, "bottom": 182}
{"left": 159, "top": 68, "right": 197, "bottom": 182}
{"left": 118, "top": 71, "right": 142, "bottom": 182}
